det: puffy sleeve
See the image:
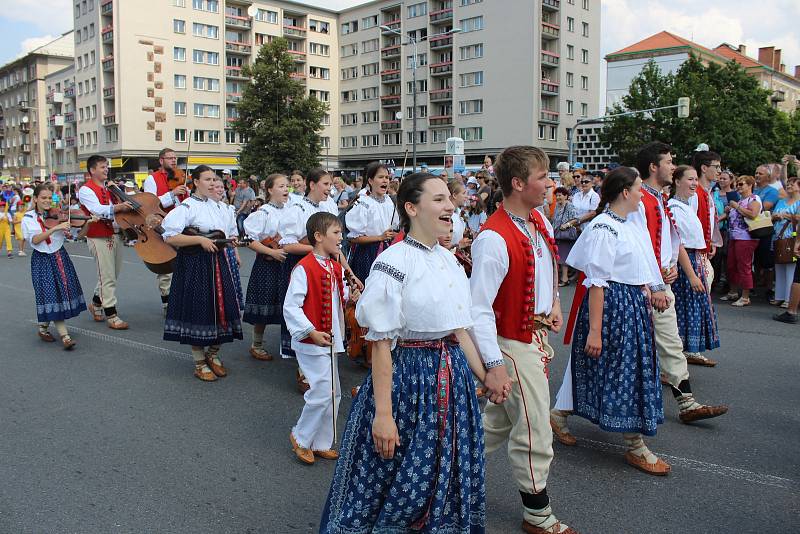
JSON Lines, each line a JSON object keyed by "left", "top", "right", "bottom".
{"left": 345, "top": 200, "right": 370, "bottom": 237}
{"left": 356, "top": 254, "right": 406, "bottom": 344}
{"left": 566, "top": 222, "right": 617, "bottom": 288}
{"left": 278, "top": 205, "right": 305, "bottom": 245}
{"left": 243, "top": 209, "right": 267, "bottom": 241}
{"left": 21, "top": 214, "right": 41, "bottom": 243}
{"left": 224, "top": 204, "right": 237, "bottom": 238}
{"left": 161, "top": 203, "right": 190, "bottom": 238}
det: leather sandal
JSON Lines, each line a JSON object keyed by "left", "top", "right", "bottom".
{"left": 313, "top": 449, "right": 339, "bottom": 460}
{"left": 624, "top": 451, "right": 671, "bottom": 476}
{"left": 290, "top": 433, "right": 314, "bottom": 465}
{"left": 61, "top": 335, "right": 76, "bottom": 351}
{"left": 194, "top": 363, "right": 217, "bottom": 382}
{"left": 679, "top": 404, "right": 729, "bottom": 423}
{"left": 550, "top": 416, "right": 577, "bottom": 446}
{"left": 685, "top": 354, "right": 718, "bottom": 367}
{"left": 521, "top": 520, "right": 580, "bottom": 534}
{"left": 87, "top": 302, "right": 104, "bottom": 322}
{"left": 106, "top": 315, "right": 129, "bottom": 330}
{"left": 38, "top": 329, "right": 56, "bottom": 342}
{"left": 297, "top": 370, "right": 310, "bottom": 393}
{"left": 249, "top": 346, "right": 273, "bottom": 361}
{"left": 205, "top": 353, "right": 228, "bottom": 378}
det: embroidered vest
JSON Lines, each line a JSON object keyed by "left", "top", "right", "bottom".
{"left": 80, "top": 180, "right": 115, "bottom": 238}
{"left": 695, "top": 186, "right": 712, "bottom": 253}
{"left": 295, "top": 253, "right": 345, "bottom": 344}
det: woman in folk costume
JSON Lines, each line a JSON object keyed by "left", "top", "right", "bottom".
{"left": 344, "top": 161, "right": 398, "bottom": 283}
{"left": 448, "top": 179, "right": 471, "bottom": 251}
{"left": 161, "top": 165, "right": 243, "bottom": 382}
{"left": 668, "top": 165, "right": 720, "bottom": 360}
{"left": 242, "top": 173, "right": 290, "bottom": 361}
{"left": 213, "top": 178, "right": 244, "bottom": 310}
{"left": 559, "top": 167, "right": 670, "bottom": 475}
{"left": 22, "top": 184, "right": 90, "bottom": 350}
{"left": 320, "top": 173, "right": 489, "bottom": 533}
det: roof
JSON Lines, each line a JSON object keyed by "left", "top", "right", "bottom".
{"left": 606, "top": 31, "right": 725, "bottom": 62}
{"left": 713, "top": 44, "right": 768, "bottom": 69}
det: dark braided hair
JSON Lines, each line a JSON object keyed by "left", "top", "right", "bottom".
{"left": 596, "top": 166, "right": 639, "bottom": 216}
{"left": 397, "top": 172, "right": 439, "bottom": 233}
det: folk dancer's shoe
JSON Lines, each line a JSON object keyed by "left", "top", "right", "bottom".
{"left": 249, "top": 346, "right": 273, "bottom": 361}
{"left": 194, "top": 362, "right": 217, "bottom": 382}
{"left": 296, "top": 370, "right": 310, "bottom": 393}
{"left": 61, "top": 335, "right": 77, "bottom": 351}
{"left": 313, "top": 449, "right": 339, "bottom": 460}
{"left": 549, "top": 411, "right": 577, "bottom": 446}
{"left": 88, "top": 302, "right": 104, "bottom": 322}
{"left": 37, "top": 326, "right": 55, "bottom": 342}
{"left": 624, "top": 451, "right": 671, "bottom": 476}
{"left": 290, "top": 433, "right": 314, "bottom": 465}
{"left": 205, "top": 352, "right": 228, "bottom": 378}
{"left": 106, "top": 315, "right": 129, "bottom": 330}
{"left": 684, "top": 353, "right": 718, "bottom": 367}
{"left": 679, "top": 403, "right": 729, "bottom": 423}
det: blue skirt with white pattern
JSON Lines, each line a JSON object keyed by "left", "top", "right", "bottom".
{"left": 672, "top": 249, "right": 720, "bottom": 354}
{"left": 164, "top": 248, "right": 243, "bottom": 346}
{"left": 571, "top": 281, "right": 663, "bottom": 436}
{"left": 224, "top": 246, "right": 244, "bottom": 311}
{"left": 348, "top": 240, "right": 390, "bottom": 285}
{"left": 242, "top": 254, "right": 283, "bottom": 325}
{"left": 319, "top": 341, "right": 486, "bottom": 534}
{"left": 30, "top": 248, "right": 87, "bottom": 323}
{"left": 279, "top": 252, "right": 304, "bottom": 357}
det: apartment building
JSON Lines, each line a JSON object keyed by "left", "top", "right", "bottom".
{"left": 0, "top": 32, "right": 74, "bottom": 180}
{"left": 44, "top": 65, "right": 81, "bottom": 179}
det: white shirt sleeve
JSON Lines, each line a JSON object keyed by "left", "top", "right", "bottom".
{"left": 283, "top": 265, "right": 316, "bottom": 341}
{"left": 345, "top": 200, "right": 370, "bottom": 237}
{"left": 469, "top": 230, "right": 509, "bottom": 368}
{"left": 78, "top": 186, "right": 114, "bottom": 219}
{"left": 243, "top": 210, "right": 267, "bottom": 241}
{"left": 278, "top": 205, "right": 305, "bottom": 245}
{"left": 21, "top": 214, "right": 42, "bottom": 243}
{"left": 143, "top": 175, "right": 175, "bottom": 208}
{"left": 567, "top": 224, "right": 616, "bottom": 288}
{"left": 161, "top": 204, "right": 190, "bottom": 238}
{"left": 355, "top": 260, "right": 406, "bottom": 343}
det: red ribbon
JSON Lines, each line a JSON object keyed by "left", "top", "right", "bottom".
{"left": 563, "top": 272, "right": 587, "bottom": 345}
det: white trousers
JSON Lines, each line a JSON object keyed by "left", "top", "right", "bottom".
{"left": 653, "top": 284, "right": 690, "bottom": 388}
{"left": 87, "top": 235, "right": 123, "bottom": 309}
{"left": 292, "top": 349, "right": 341, "bottom": 451}
{"left": 553, "top": 357, "right": 573, "bottom": 411}
{"left": 775, "top": 263, "right": 797, "bottom": 302}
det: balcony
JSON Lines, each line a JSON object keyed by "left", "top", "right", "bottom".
{"left": 381, "top": 45, "right": 401, "bottom": 59}
{"left": 226, "top": 93, "right": 243, "bottom": 104}
{"left": 380, "top": 94, "right": 401, "bottom": 107}
{"left": 225, "top": 65, "right": 248, "bottom": 79}
{"left": 429, "top": 115, "right": 452, "bottom": 126}
{"left": 541, "top": 22, "right": 560, "bottom": 39}
{"left": 66, "top": 136, "right": 76, "bottom": 147}
{"left": 381, "top": 69, "right": 401, "bottom": 83}
{"left": 18, "top": 100, "right": 30, "bottom": 110}
{"left": 288, "top": 50, "right": 307, "bottom": 62}
{"left": 225, "top": 15, "right": 252, "bottom": 29}
{"left": 46, "top": 91, "right": 64, "bottom": 104}
{"left": 64, "top": 112, "right": 75, "bottom": 123}
{"left": 380, "top": 120, "right": 401, "bottom": 131}
{"left": 22, "top": 144, "right": 31, "bottom": 153}
{"left": 64, "top": 85, "right": 75, "bottom": 98}
{"left": 103, "top": 86, "right": 115, "bottom": 99}
{"left": 540, "top": 110, "right": 559, "bottom": 123}
{"left": 289, "top": 72, "right": 307, "bottom": 84}
{"left": 52, "top": 139, "right": 65, "bottom": 150}
{"left": 542, "top": 0, "right": 560, "bottom": 10}
{"left": 49, "top": 114, "right": 65, "bottom": 127}
{"left": 226, "top": 41, "right": 252, "bottom": 54}
{"left": 101, "top": 0, "right": 112, "bottom": 15}
{"left": 101, "top": 26, "right": 114, "bottom": 43}
{"left": 541, "top": 81, "right": 559, "bottom": 95}
{"left": 771, "top": 90, "right": 786, "bottom": 102}
{"left": 429, "top": 34, "right": 453, "bottom": 50}
{"left": 381, "top": 19, "right": 401, "bottom": 33}
{"left": 102, "top": 55, "right": 114, "bottom": 71}
{"left": 430, "top": 88, "right": 452, "bottom": 102}
{"left": 103, "top": 112, "right": 117, "bottom": 125}
{"left": 20, "top": 122, "right": 30, "bottom": 132}
{"left": 430, "top": 61, "right": 453, "bottom": 76}
{"left": 429, "top": 8, "right": 453, "bottom": 24}
{"left": 541, "top": 51, "right": 559, "bottom": 67}
{"left": 283, "top": 25, "right": 307, "bottom": 38}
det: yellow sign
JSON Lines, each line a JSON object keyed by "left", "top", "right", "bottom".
{"left": 79, "top": 158, "right": 124, "bottom": 170}
{"left": 187, "top": 156, "right": 239, "bottom": 166}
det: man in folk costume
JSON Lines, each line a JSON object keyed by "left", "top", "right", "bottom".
{"left": 78, "top": 155, "right": 134, "bottom": 329}
{"left": 142, "top": 147, "right": 189, "bottom": 313}
{"left": 471, "top": 146, "right": 577, "bottom": 534}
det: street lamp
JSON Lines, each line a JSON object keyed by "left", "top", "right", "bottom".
{"left": 380, "top": 25, "right": 461, "bottom": 173}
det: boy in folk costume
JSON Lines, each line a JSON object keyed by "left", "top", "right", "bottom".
{"left": 284, "top": 212, "right": 359, "bottom": 464}
{"left": 471, "top": 146, "right": 577, "bottom": 534}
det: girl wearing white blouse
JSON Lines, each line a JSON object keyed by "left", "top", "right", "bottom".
{"left": 668, "top": 166, "right": 720, "bottom": 364}
{"left": 448, "top": 180, "right": 471, "bottom": 251}
{"left": 344, "top": 162, "right": 398, "bottom": 283}
{"left": 558, "top": 167, "right": 670, "bottom": 476}
{"left": 242, "top": 173, "right": 290, "bottom": 361}
{"left": 213, "top": 179, "right": 244, "bottom": 311}
{"left": 319, "top": 173, "right": 489, "bottom": 533}
{"left": 161, "top": 165, "right": 243, "bottom": 382}
{"left": 22, "top": 185, "right": 90, "bottom": 350}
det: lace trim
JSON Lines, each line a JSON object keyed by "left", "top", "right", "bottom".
{"left": 371, "top": 261, "right": 405, "bottom": 283}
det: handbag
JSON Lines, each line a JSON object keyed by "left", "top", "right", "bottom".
{"left": 745, "top": 210, "right": 774, "bottom": 239}
{"left": 774, "top": 220, "right": 796, "bottom": 264}
{"left": 553, "top": 207, "right": 578, "bottom": 241}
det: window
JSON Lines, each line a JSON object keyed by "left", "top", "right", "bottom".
{"left": 193, "top": 103, "right": 220, "bottom": 117}
{"left": 174, "top": 47, "right": 186, "bottom": 61}
{"left": 582, "top": 22, "right": 589, "bottom": 37}
{"left": 567, "top": 17, "right": 574, "bottom": 32}
{"left": 566, "top": 100, "right": 573, "bottom": 115}
{"left": 361, "top": 38, "right": 379, "bottom": 53}
{"left": 459, "top": 44, "right": 483, "bottom": 60}
{"left": 340, "top": 113, "right": 357, "bottom": 126}
{"left": 361, "top": 111, "right": 379, "bottom": 123}
{"left": 175, "top": 101, "right": 186, "bottom": 115}
{"left": 567, "top": 45, "right": 574, "bottom": 60}
{"left": 407, "top": 79, "right": 428, "bottom": 93}
{"left": 362, "top": 134, "right": 380, "bottom": 147}
{"left": 309, "top": 43, "right": 329, "bottom": 56}
{"left": 90, "top": 51, "right": 95, "bottom": 65}
{"left": 581, "top": 75, "right": 588, "bottom": 90}
{"left": 362, "top": 15, "right": 378, "bottom": 29}
{"left": 193, "top": 130, "right": 219, "bottom": 143}
{"left": 193, "top": 49, "right": 219, "bottom": 64}
{"left": 192, "top": 0, "right": 218, "bottom": 13}
{"left": 309, "top": 90, "right": 330, "bottom": 102}
{"left": 175, "top": 128, "right": 187, "bottom": 142}
{"left": 461, "top": 0, "right": 483, "bottom": 5}
{"left": 341, "top": 67, "right": 358, "bottom": 80}
{"left": 459, "top": 71, "right": 483, "bottom": 87}
{"left": 193, "top": 76, "right": 220, "bottom": 91}
{"left": 340, "top": 136, "right": 357, "bottom": 148}
{"left": 341, "top": 44, "right": 358, "bottom": 57}
{"left": 406, "top": 131, "right": 427, "bottom": 144}
{"left": 362, "top": 87, "right": 379, "bottom": 100}
{"left": 383, "top": 132, "right": 401, "bottom": 145}
{"left": 583, "top": 0, "right": 589, "bottom": 8}
{"left": 173, "top": 19, "right": 185, "bottom": 33}
{"left": 407, "top": 53, "right": 428, "bottom": 68}
{"left": 321, "top": 114, "right": 331, "bottom": 126}
{"left": 362, "top": 63, "right": 379, "bottom": 76}
{"left": 224, "top": 130, "right": 237, "bottom": 143}
{"left": 538, "top": 124, "right": 545, "bottom": 140}
{"left": 566, "top": 72, "right": 574, "bottom": 87}
{"left": 581, "top": 49, "right": 588, "bottom": 64}
{"left": 581, "top": 103, "right": 588, "bottom": 117}
{"left": 407, "top": 2, "right": 427, "bottom": 18}
{"left": 459, "top": 127, "right": 483, "bottom": 141}
{"left": 459, "top": 99, "right": 483, "bottom": 115}
{"left": 173, "top": 0, "right": 186, "bottom": 6}
{"left": 407, "top": 28, "right": 427, "bottom": 41}
{"left": 254, "top": 9, "right": 277, "bottom": 23}
{"left": 192, "top": 23, "right": 218, "bottom": 39}
{"left": 174, "top": 74, "right": 186, "bottom": 89}
{"left": 89, "top": 23, "right": 95, "bottom": 37}
{"left": 405, "top": 105, "right": 427, "bottom": 118}
{"left": 309, "top": 66, "right": 330, "bottom": 79}
{"left": 341, "top": 90, "right": 358, "bottom": 103}
{"left": 549, "top": 126, "right": 557, "bottom": 141}
{"left": 341, "top": 21, "right": 358, "bottom": 35}
{"left": 461, "top": 16, "right": 484, "bottom": 32}
{"left": 432, "top": 128, "right": 453, "bottom": 143}
{"left": 309, "top": 19, "right": 329, "bottom": 33}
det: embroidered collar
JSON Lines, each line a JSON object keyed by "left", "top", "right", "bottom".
{"left": 604, "top": 207, "right": 627, "bottom": 222}
{"left": 404, "top": 235, "right": 435, "bottom": 252}
{"left": 191, "top": 194, "right": 209, "bottom": 202}
{"left": 641, "top": 182, "right": 662, "bottom": 197}
{"left": 505, "top": 208, "right": 535, "bottom": 241}
{"left": 370, "top": 193, "right": 387, "bottom": 203}
{"left": 267, "top": 201, "right": 283, "bottom": 209}
{"left": 302, "top": 196, "right": 320, "bottom": 208}
{"left": 672, "top": 195, "right": 691, "bottom": 206}
{"left": 313, "top": 253, "right": 334, "bottom": 263}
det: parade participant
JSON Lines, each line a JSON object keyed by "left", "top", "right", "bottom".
{"left": 470, "top": 146, "right": 576, "bottom": 534}
{"left": 13, "top": 187, "right": 31, "bottom": 256}
{"left": 288, "top": 170, "right": 306, "bottom": 205}
{"left": 142, "top": 148, "right": 189, "bottom": 313}
{"left": 690, "top": 149, "right": 721, "bottom": 280}
{"left": 213, "top": 178, "right": 244, "bottom": 310}
{"left": 242, "top": 173, "right": 290, "bottom": 361}
{"left": 22, "top": 184, "right": 91, "bottom": 350}
{"left": 668, "top": 166, "right": 720, "bottom": 364}
{"left": 161, "top": 165, "right": 243, "bottom": 382}
{"left": 320, "top": 173, "right": 489, "bottom": 533}
{"left": 285, "top": 212, "right": 359, "bottom": 464}
{"left": 344, "top": 162, "right": 397, "bottom": 283}
{"left": 1, "top": 183, "right": 18, "bottom": 258}
{"left": 78, "top": 155, "right": 133, "bottom": 330}
{"left": 560, "top": 167, "right": 669, "bottom": 475}
{"left": 448, "top": 180, "right": 471, "bottom": 251}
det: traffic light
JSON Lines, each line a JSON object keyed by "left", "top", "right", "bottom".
{"left": 677, "top": 97, "right": 691, "bottom": 118}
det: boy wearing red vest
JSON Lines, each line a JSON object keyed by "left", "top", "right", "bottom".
{"left": 78, "top": 155, "right": 133, "bottom": 329}
{"left": 471, "top": 146, "right": 576, "bottom": 534}
{"left": 284, "top": 212, "right": 359, "bottom": 465}
{"left": 143, "top": 148, "right": 189, "bottom": 311}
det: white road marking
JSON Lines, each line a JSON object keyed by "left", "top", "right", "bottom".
{"left": 70, "top": 253, "right": 140, "bottom": 266}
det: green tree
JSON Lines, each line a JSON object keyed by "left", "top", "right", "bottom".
{"left": 601, "top": 56, "right": 794, "bottom": 174}
{"left": 233, "top": 38, "right": 328, "bottom": 176}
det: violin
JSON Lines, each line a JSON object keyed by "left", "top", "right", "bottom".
{"left": 167, "top": 167, "right": 186, "bottom": 190}
{"left": 40, "top": 207, "right": 93, "bottom": 228}
{"left": 183, "top": 226, "right": 254, "bottom": 248}
{"left": 343, "top": 263, "right": 371, "bottom": 368}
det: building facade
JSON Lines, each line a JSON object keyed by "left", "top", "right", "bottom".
{"left": 44, "top": 64, "right": 80, "bottom": 179}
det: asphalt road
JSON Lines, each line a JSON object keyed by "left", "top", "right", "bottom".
{"left": 0, "top": 242, "right": 798, "bottom": 534}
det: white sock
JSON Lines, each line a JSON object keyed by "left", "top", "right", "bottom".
{"left": 676, "top": 393, "right": 703, "bottom": 412}
{"left": 623, "top": 433, "right": 659, "bottom": 464}
{"left": 524, "top": 504, "right": 570, "bottom": 533}
{"left": 252, "top": 326, "right": 264, "bottom": 349}
{"left": 53, "top": 320, "right": 69, "bottom": 338}
{"left": 191, "top": 347, "right": 206, "bottom": 363}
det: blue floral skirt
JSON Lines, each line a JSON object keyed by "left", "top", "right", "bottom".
{"left": 348, "top": 240, "right": 389, "bottom": 284}
{"left": 571, "top": 282, "right": 663, "bottom": 436}
{"left": 319, "top": 339, "right": 486, "bottom": 534}
{"left": 279, "top": 252, "right": 304, "bottom": 357}
{"left": 242, "top": 254, "right": 282, "bottom": 325}
{"left": 224, "top": 246, "right": 244, "bottom": 310}
{"left": 164, "top": 248, "right": 243, "bottom": 346}
{"left": 30, "top": 248, "right": 87, "bottom": 323}
{"left": 673, "top": 250, "right": 720, "bottom": 353}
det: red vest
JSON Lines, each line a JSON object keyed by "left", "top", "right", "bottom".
{"left": 295, "top": 253, "right": 345, "bottom": 344}
{"left": 695, "top": 186, "right": 712, "bottom": 253}
{"left": 640, "top": 189, "right": 663, "bottom": 266}
{"left": 151, "top": 169, "right": 187, "bottom": 211}
{"left": 481, "top": 206, "right": 556, "bottom": 344}
{"left": 80, "top": 180, "right": 115, "bottom": 238}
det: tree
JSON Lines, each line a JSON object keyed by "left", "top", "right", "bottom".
{"left": 233, "top": 38, "right": 328, "bottom": 176}
{"left": 601, "top": 56, "right": 795, "bottom": 174}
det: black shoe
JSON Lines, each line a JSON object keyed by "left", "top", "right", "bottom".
{"left": 773, "top": 312, "right": 798, "bottom": 324}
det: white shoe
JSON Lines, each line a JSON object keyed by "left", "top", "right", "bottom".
{"left": 781, "top": 301, "right": 789, "bottom": 309}
{"left": 17, "top": 250, "right": 26, "bottom": 257}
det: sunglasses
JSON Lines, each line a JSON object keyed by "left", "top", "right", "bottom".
{"left": 736, "top": 182, "right": 748, "bottom": 187}
{"left": 580, "top": 180, "right": 592, "bottom": 184}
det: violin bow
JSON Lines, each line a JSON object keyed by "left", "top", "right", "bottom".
{"left": 389, "top": 149, "right": 409, "bottom": 231}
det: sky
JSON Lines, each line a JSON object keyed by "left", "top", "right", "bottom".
{"left": 1, "top": 0, "right": 798, "bottom": 106}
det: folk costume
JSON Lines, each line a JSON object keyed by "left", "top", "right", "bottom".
{"left": 220, "top": 200, "right": 244, "bottom": 310}
{"left": 687, "top": 184, "right": 716, "bottom": 288}
{"left": 320, "top": 236, "right": 486, "bottom": 533}
{"left": 22, "top": 209, "right": 87, "bottom": 347}
{"left": 0, "top": 192, "right": 19, "bottom": 256}
{"left": 668, "top": 196, "right": 720, "bottom": 357}
{"left": 344, "top": 193, "right": 398, "bottom": 283}
{"left": 470, "top": 205, "right": 570, "bottom": 533}
{"left": 284, "top": 253, "right": 348, "bottom": 461}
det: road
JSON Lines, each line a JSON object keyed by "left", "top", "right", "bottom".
{"left": 0, "top": 242, "right": 798, "bottom": 533}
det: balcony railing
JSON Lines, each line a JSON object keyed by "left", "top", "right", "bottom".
{"left": 22, "top": 144, "right": 31, "bottom": 153}
{"left": 225, "top": 66, "right": 248, "bottom": 79}
{"left": 288, "top": 50, "right": 307, "bottom": 61}
{"left": 102, "top": 56, "right": 114, "bottom": 71}
{"left": 541, "top": 51, "right": 559, "bottom": 67}
{"left": 429, "top": 35, "right": 453, "bottom": 49}
{"left": 64, "top": 112, "right": 75, "bottom": 122}
{"left": 380, "top": 94, "right": 401, "bottom": 106}
{"left": 46, "top": 91, "right": 64, "bottom": 104}
{"left": 430, "top": 88, "right": 452, "bottom": 102}
{"left": 225, "top": 15, "right": 252, "bottom": 29}
{"left": 226, "top": 93, "right": 243, "bottom": 103}
{"left": 20, "top": 122, "right": 30, "bottom": 131}
{"left": 380, "top": 120, "right": 401, "bottom": 131}
{"left": 103, "top": 113, "right": 117, "bottom": 125}
{"left": 64, "top": 85, "right": 75, "bottom": 98}
{"left": 52, "top": 139, "right": 65, "bottom": 150}
{"left": 289, "top": 72, "right": 307, "bottom": 83}
{"left": 101, "top": 26, "right": 114, "bottom": 43}
{"left": 381, "top": 19, "right": 401, "bottom": 33}
{"left": 226, "top": 41, "right": 252, "bottom": 54}
{"left": 49, "top": 114, "right": 65, "bottom": 127}
{"left": 429, "top": 8, "right": 453, "bottom": 24}
{"left": 103, "top": 86, "right": 115, "bottom": 99}
{"left": 101, "top": 0, "right": 112, "bottom": 15}
{"left": 540, "top": 110, "right": 559, "bottom": 123}
{"left": 381, "top": 45, "right": 401, "bottom": 59}
{"left": 541, "top": 22, "right": 560, "bottom": 39}
{"left": 381, "top": 69, "right": 401, "bottom": 83}
{"left": 283, "top": 25, "right": 307, "bottom": 38}
{"left": 541, "top": 81, "right": 559, "bottom": 95}
{"left": 430, "top": 61, "right": 453, "bottom": 76}
{"left": 66, "top": 136, "right": 76, "bottom": 147}
{"left": 542, "top": 0, "right": 560, "bottom": 10}
{"left": 429, "top": 115, "right": 453, "bottom": 126}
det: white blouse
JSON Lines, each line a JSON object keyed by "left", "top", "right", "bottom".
{"left": 668, "top": 198, "right": 706, "bottom": 250}
{"left": 356, "top": 237, "right": 473, "bottom": 346}
{"left": 21, "top": 210, "right": 66, "bottom": 253}
{"left": 566, "top": 211, "right": 662, "bottom": 289}
{"left": 161, "top": 196, "right": 236, "bottom": 238}
{"left": 451, "top": 208, "right": 467, "bottom": 244}
{"left": 278, "top": 196, "right": 338, "bottom": 245}
{"left": 243, "top": 203, "right": 284, "bottom": 242}
{"left": 344, "top": 194, "right": 398, "bottom": 238}
{"left": 571, "top": 188, "right": 600, "bottom": 229}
